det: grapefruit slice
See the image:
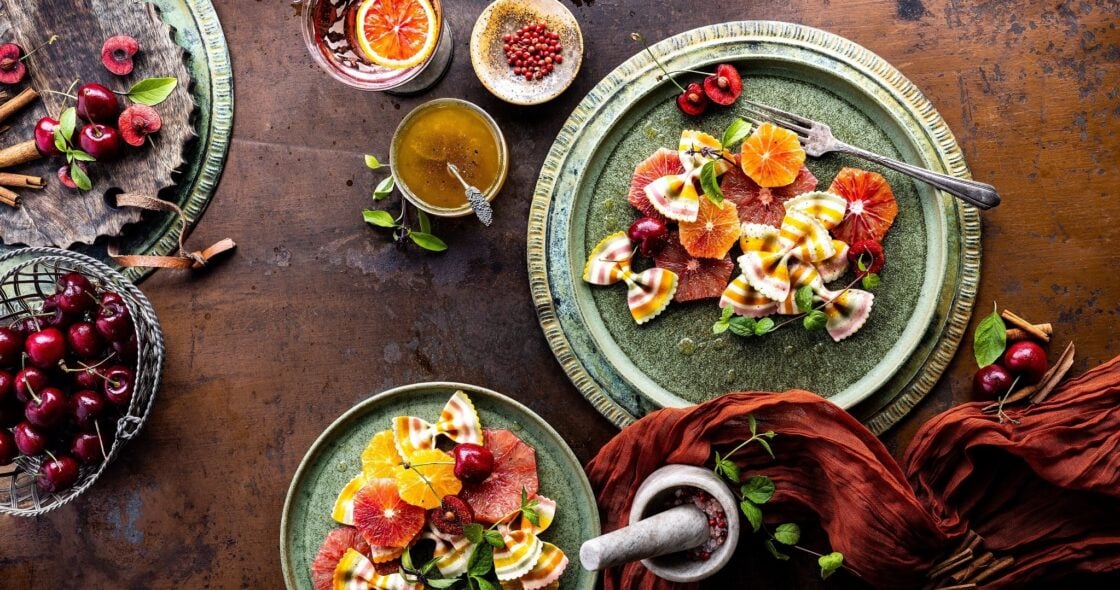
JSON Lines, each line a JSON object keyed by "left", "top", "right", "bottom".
{"left": 311, "top": 527, "right": 370, "bottom": 590}
{"left": 654, "top": 235, "right": 734, "bottom": 303}
{"left": 828, "top": 167, "right": 898, "bottom": 244}
{"left": 355, "top": 0, "right": 438, "bottom": 70}
{"left": 460, "top": 429, "right": 539, "bottom": 524}
{"left": 627, "top": 148, "right": 684, "bottom": 221}
{"left": 352, "top": 478, "right": 426, "bottom": 548}
{"left": 721, "top": 159, "right": 817, "bottom": 227}
{"left": 740, "top": 122, "right": 806, "bottom": 188}
{"left": 394, "top": 448, "right": 461, "bottom": 509}
{"left": 679, "top": 195, "right": 741, "bottom": 259}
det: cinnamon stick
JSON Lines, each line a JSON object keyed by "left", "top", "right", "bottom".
{"left": 966, "top": 556, "right": 1014, "bottom": 584}
{"left": 949, "top": 552, "right": 994, "bottom": 584}
{"left": 0, "top": 172, "right": 44, "bottom": 189}
{"left": 1029, "top": 341, "right": 1076, "bottom": 404}
{"left": 0, "top": 186, "right": 20, "bottom": 208}
{"left": 0, "top": 140, "right": 41, "bottom": 169}
{"left": 0, "top": 87, "right": 39, "bottom": 125}
{"left": 1006, "top": 323, "right": 1053, "bottom": 342}
{"left": 1000, "top": 310, "right": 1050, "bottom": 342}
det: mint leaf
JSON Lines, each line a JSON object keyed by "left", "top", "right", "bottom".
{"left": 754, "top": 317, "right": 775, "bottom": 335}
{"left": 819, "top": 551, "right": 844, "bottom": 580}
{"left": 59, "top": 107, "right": 77, "bottom": 140}
{"left": 69, "top": 163, "right": 92, "bottom": 191}
{"left": 741, "top": 475, "right": 774, "bottom": 504}
{"left": 774, "top": 523, "right": 801, "bottom": 545}
{"left": 712, "top": 306, "right": 734, "bottom": 334}
{"left": 857, "top": 255, "right": 868, "bottom": 272}
{"left": 484, "top": 529, "right": 505, "bottom": 549}
{"left": 468, "top": 544, "right": 493, "bottom": 577}
{"left": 363, "top": 209, "right": 397, "bottom": 228}
{"left": 974, "top": 303, "right": 1007, "bottom": 367}
{"left": 409, "top": 232, "right": 448, "bottom": 252}
{"left": 739, "top": 499, "right": 763, "bottom": 532}
{"left": 756, "top": 437, "right": 774, "bottom": 459}
{"left": 364, "top": 154, "right": 383, "bottom": 170}
{"left": 699, "top": 160, "right": 723, "bottom": 204}
{"left": 721, "top": 118, "right": 752, "bottom": 149}
{"left": 802, "top": 309, "right": 827, "bottom": 331}
{"left": 765, "top": 539, "right": 790, "bottom": 560}
{"left": 373, "top": 175, "right": 395, "bottom": 201}
{"left": 463, "top": 523, "right": 484, "bottom": 544}
{"left": 795, "top": 286, "right": 814, "bottom": 313}
{"left": 126, "top": 77, "right": 178, "bottom": 106}
{"left": 69, "top": 150, "right": 96, "bottom": 162}
{"left": 748, "top": 414, "right": 757, "bottom": 436}
{"left": 426, "top": 579, "right": 457, "bottom": 589}
{"left": 728, "top": 316, "right": 756, "bottom": 337}
{"left": 861, "top": 273, "right": 880, "bottom": 289}
{"left": 714, "top": 454, "right": 740, "bottom": 483}
{"left": 400, "top": 547, "right": 415, "bottom": 571}
{"left": 474, "top": 578, "right": 498, "bottom": 590}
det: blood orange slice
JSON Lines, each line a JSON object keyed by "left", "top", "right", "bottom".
{"left": 460, "top": 429, "right": 539, "bottom": 524}
{"left": 654, "top": 235, "right": 734, "bottom": 303}
{"left": 352, "top": 478, "right": 426, "bottom": 548}
{"left": 828, "top": 167, "right": 898, "bottom": 244}
{"left": 311, "top": 527, "right": 370, "bottom": 590}
{"left": 355, "top": 0, "right": 439, "bottom": 70}
{"left": 679, "top": 196, "right": 740, "bottom": 259}
{"left": 721, "top": 158, "right": 817, "bottom": 227}
{"left": 740, "top": 122, "right": 806, "bottom": 188}
{"left": 627, "top": 148, "right": 683, "bottom": 221}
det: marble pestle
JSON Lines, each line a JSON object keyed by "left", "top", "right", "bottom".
{"left": 580, "top": 504, "right": 710, "bottom": 571}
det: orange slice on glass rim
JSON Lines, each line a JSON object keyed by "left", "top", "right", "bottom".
{"left": 355, "top": 0, "right": 439, "bottom": 70}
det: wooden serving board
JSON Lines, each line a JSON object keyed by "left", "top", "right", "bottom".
{"left": 0, "top": 0, "right": 194, "bottom": 248}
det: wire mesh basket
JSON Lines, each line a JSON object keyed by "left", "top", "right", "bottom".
{"left": 0, "top": 248, "right": 163, "bottom": 516}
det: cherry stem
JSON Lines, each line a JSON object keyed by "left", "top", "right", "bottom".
{"left": 630, "top": 33, "right": 686, "bottom": 93}
{"left": 19, "top": 35, "right": 59, "bottom": 62}
{"left": 769, "top": 275, "right": 866, "bottom": 333}
{"left": 39, "top": 89, "right": 77, "bottom": 100}
{"left": 95, "top": 420, "right": 108, "bottom": 460}
{"left": 663, "top": 68, "right": 714, "bottom": 77}
{"left": 995, "top": 375, "right": 1022, "bottom": 425}
{"left": 44, "top": 449, "right": 58, "bottom": 463}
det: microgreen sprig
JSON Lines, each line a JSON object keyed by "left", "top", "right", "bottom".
{"left": 53, "top": 107, "right": 94, "bottom": 190}
{"left": 361, "top": 154, "right": 448, "bottom": 252}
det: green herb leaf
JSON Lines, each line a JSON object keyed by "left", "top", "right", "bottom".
{"left": 410, "top": 231, "right": 448, "bottom": 252}
{"left": 69, "top": 150, "right": 96, "bottom": 162}
{"left": 765, "top": 539, "right": 790, "bottom": 560}
{"left": 974, "top": 303, "right": 1007, "bottom": 368}
{"left": 802, "top": 309, "right": 827, "bottom": 331}
{"left": 721, "top": 118, "right": 752, "bottom": 149}
{"left": 53, "top": 128, "right": 68, "bottom": 153}
{"left": 364, "top": 154, "right": 383, "bottom": 170}
{"left": 400, "top": 546, "right": 415, "bottom": 571}
{"left": 712, "top": 306, "right": 734, "bottom": 334}
{"left": 756, "top": 437, "right": 775, "bottom": 459}
{"left": 699, "top": 160, "right": 724, "bottom": 204}
{"left": 69, "top": 163, "right": 92, "bottom": 191}
{"left": 468, "top": 544, "right": 493, "bottom": 577}
{"left": 426, "top": 579, "right": 457, "bottom": 589}
{"left": 484, "top": 529, "right": 505, "bottom": 549}
{"left": 795, "top": 286, "right": 814, "bottom": 313}
{"left": 59, "top": 107, "right": 77, "bottom": 141}
{"left": 819, "top": 551, "right": 845, "bottom": 580}
{"left": 739, "top": 499, "right": 763, "bottom": 532}
{"left": 861, "top": 273, "right": 880, "bottom": 289}
{"left": 373, "top": 175, "right": 395, "bottom": 201}
{"left": 714, "top": 453, "right": 740, "bottom": 483}
{"left": 857, "top": 255, "right": 868, "bottom": 272}
{"left": 420, "top": 556, "right": 439, "bottom": 575}
{"left": 126, "top": 77, "right": 178, "bottom": 106}
{"left": 363, "top": 209, "right": 398, "bottom": 228}
{"left": 774, "top": 523, "right": 801, "bottom": 545}
{"left": 463, "top": 523, "right": 484, "bottom": 544}
{"left": 754, "top": 317, "right": 775, "bottom": 335}
{"left": 728, "top": 315, "right": 756, "bottom": 337}
{"left": 762, "top": 430, "right": 777, "bottom": 439}
{"left": 417, "top": 209, "right": 432, "bottom": 234}
{"left": 473, "top": 577, "right": 498, "bottom": 590}
{"left": 748, "top": 414, "right": 757, "bottom": 436}
{"left": 741, "top": 475, "right": 775, "bottom": 504}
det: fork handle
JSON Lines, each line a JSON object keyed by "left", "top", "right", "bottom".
{"left": 838, "top": 144, "right": 1001, "bottom": 210}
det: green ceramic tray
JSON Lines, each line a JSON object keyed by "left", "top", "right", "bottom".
{"left": 280, "top": 382, "right": 600, "bottom": 590}
{"left": 528, "top": 22, "right": 980, "bottom": 434}
{"left": 0, "top": 0, "right": 233, "bottom": 284}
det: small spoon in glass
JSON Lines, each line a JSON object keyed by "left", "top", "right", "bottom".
{"left": 446, "top": 162, "right": 493, "bottom": 226}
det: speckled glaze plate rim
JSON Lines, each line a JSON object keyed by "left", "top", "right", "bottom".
{"left": 527, "top": 21, "right": 980, "bottom": 434}
{"left": 279, "top": 381, "right": 601, "bottom": 590}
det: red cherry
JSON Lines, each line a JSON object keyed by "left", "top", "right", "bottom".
{"left": 25, "top": 327, "right": 67, "bottom": 369}
{"left": 71, "top": 431, "right": 107, "bottom": 464}
{"left": 627, "top": 216, "right": 670, "bottom": 257}
{"left": 96, "top": 293, "right": 133, "bottom": 341}
{"left": 676, "top": 82, "right": 709, "bottom": 116}
{"left": 0, "top": 43, "right": 27, "bottom": 85}
{"left": 76, "top": 83, "right": 119, "bottom": 123}
{"left": 72, "top": 389, "right": 106, "bottom": 430}
{"left": 0, "top": 326, "right": 22, "bottom": 367}
{"left": 14, "top": 367, "right": 49, "bottom": 403}
{"left": 13, "top": 421, "right": 47, "bottom": 455}
{"left": 103, "top": 365, "right": 135, "bottom": 406}
{"left": 78, "top": 123, "right": 122, "bottom": 162}
{"left": 452, "top": 442, "right": 494, "bottom": 482}
{"left": 35, "top": 117, "right": 68, "bottom": 157}
{"left": 1003, "top": 341, "right": 1049, "bottom": 385}
{"left": 24, "top": 386, "right": 69, "bottom": 429}
{"left": 0, "top": 429, "right": 16, "bottom": 463}
{"left": 702, "top": 63, "right": 743, "bottom": 106}
{"left": 57, "top": 272, "right": 96, "bottom": 314}
{"left": 973, "top": 364, "right": 1014, "bottom": 399}
{"left": 67, "top": 322, "right": 105, "bottom": 359}
{"left": 36, "top": 454, "right": 80, "bottom": 493}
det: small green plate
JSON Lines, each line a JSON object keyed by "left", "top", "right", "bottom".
{"left": 280, "top": 382, "right": 600, "bottom": 590}
{"left": 528, "top": 22, "right": 980, "bottom": 434}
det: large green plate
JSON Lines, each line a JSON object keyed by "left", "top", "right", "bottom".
{"left": 280, "top": 382, "right": 600, "bottom": 590}
{"left": 528, "top": 22, "right": 980, "bottom": 434}
{"left": 0, "top": 0, "right": 233, "bottom": 284}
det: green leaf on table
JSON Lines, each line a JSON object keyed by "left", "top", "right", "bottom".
{"left": 754, "top": 317, "right": 775, "bottom": 335}
{"left": 712, "top": 306, "right": 734, "bottom": 335}
{"left": 364, "top": 154, "right": 383, "bottom": 170}
{"left": 741, "top": 475, "right": 774, "bottom": 504}
{"left": 774, "top": 523, "right": 801, "bottom": 545}
{"left": 861, "top": 273, "right": 881, "bottom": 290}
{"left": 59, "top": 107, "right": 77, "bottom": 140}
{"left": 468, "top": 543, "right": 493, "bottom": 577}
{"left": 728, "top": 315, "right": 756, "bottom": 337}
{"left": 739, "top": 499, "right": 763, "bottom": 532}
{"left": 795, "top": 285, "right": 814, "bottom": 313}
{"left": 53, "top": 128, "right": 68, "bottom": 153}
{"left": 373, "top": 175, "right": 395, "bottom": 201}
{"left": 699, "top": 160, "right": 723, "bottom": 204}
{"left": 409, "top": 232, "right": 448, "bottom": 252}
{"left": 69, "top": 150, "right": 96, "bottom": 162}
{"left": 69, "top": 163, "right": 92, "bottom": 191}
{"left": 463, "top": 523, "right": 484, "bottom": 544}
{"left": 974, "top": 303, "right": 1007, "bottom": 367}
{"left": 765, "top": 539, "right": 790, "bottom": 561}
{"left": 803, "top": 309, "right": 827, "bottom": 331}
{"left": 819, "top": 551, "right": 845, "bottom": 580}
{"left": 363, "top": 209, "right": 397, "bottom": 228}
{"left": 126, "top": 77, "right": 178, "bottom": 106}
{"left": 721, "top": 118, "right": 752, "bottom": 149}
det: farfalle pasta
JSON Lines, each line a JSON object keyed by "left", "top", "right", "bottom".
{"left": 583, "top": 232, "right": 678, "bottom": 324}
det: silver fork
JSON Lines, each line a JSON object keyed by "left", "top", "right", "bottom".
{"left": 740, "top": 99, "right": 1001, "bottom": 210}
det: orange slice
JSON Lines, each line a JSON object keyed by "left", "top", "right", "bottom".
{"left": 355, "top": 0, "right": 438, "bottom": 70}
{"left": 394, "top": 448, "right": 461, "bottom": 509}
{"left": 828, "top": 167, "right": 898, "bottom": 244}
{"left": 361, "top": 430, "right": 403, "bottom": 480}
{"left": 679, "top": 196, "right": 741, "bottom": 259}
{"left": 740, "top": 122, "right": 806, "bottom": 188}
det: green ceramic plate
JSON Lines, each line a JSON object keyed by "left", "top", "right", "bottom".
{"left": 280, "top": 382, "right": 600, "bottom": 590}
{"left": 528, "top": 22, "right": 980, "bottom": 434}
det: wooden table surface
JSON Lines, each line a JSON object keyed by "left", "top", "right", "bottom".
{"left": 2, "top": 0, "right": 1117, "bottom": 587}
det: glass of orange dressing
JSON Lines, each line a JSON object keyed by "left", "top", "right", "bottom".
{"left": 390, "top": 99, "right": 509, "bottom": 218}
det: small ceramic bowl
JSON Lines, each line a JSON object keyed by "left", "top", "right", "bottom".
{"left": 470, "top": 0, "right": 583, "bottom": 105}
